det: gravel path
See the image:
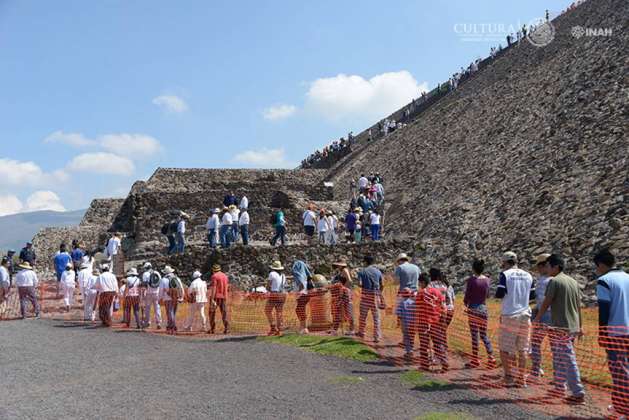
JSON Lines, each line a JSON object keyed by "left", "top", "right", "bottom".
{"left": 0, "top": 319, "right": 546, "bottom": 420}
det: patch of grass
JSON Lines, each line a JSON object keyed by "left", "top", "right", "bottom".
{"left": 329, "top": 375, "right": 365, "bottom": 384}
{"left": 401, "top": 370, "right": 450, "bottom": 390}
{"left": 259, "top": 334, "right": 379, "bottom": 362}
{"left": 415, "top": 412, "right": 476, "bottom": 420}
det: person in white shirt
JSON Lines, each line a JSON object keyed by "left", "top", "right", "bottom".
{"left": 302, "top": 207, "right": 317, "bottom": 243}
{"left": 80, "top": 265, "right": 98, "bottom": 322}
{"left": 60, "top": 263, "right": 76, "bottom": 312}
{"left": 176, "top": 214, "right": 187, "bottom": 254}
{"left": 123, "top": 268, "right": 142, "bottom": 329}
{"left": 15, "top": 261, "right": 39, "bottom": 319}
{"left": 106, "top": 233, "right": 121, "bottom": 273}
{"left": 239, "top": 195, "right": 248, "bottom": 210}
{"left": 142, "top": 262, "right": 162, "bottom": 329}
{"left": 160, "top": 265, "right": 184, "bottom": 334}
{"left": 206, "top": 208, "right": 220, "bottom": 249}
{"left": 239, "top": 209, "right": 250, "bottom": 246}
{"left": 229, "top": 205, "right": 240, "bottom": 243}
{"left": 0, "top": 257, "right": 11, "bottom": 315}
{"left": 265, "top": 261, "right": 287, "bottom": 336}
{"left": 317, "top": 210, "right": 330, "bottom": 245}
{"left": 184, "top": 271, "right": 208, "bottom": 332}
{"left": 369, "top": 210, "right": 381, "bottom": 241}
{"left": 326, "top": 211, "right": 339, "bottom": 246}
{"left": 220, "top": 208, "right": 233, "bottom": 248}
{"left": 94, "top": 264, "right": 119, "bottom": 327}
{"left": 358, "top": 174, "right": 369, "bottom": 193}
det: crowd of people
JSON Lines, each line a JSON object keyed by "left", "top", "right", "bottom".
{"left": 301, "top": 134, "right": 355, "bottom": 168}
{"left": 4, "top": 244, "right": 627, "bottom": 414}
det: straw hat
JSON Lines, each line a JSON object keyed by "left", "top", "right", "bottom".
{"left": 192, "top": 270, "right": 202, "bottom": 279}
{"left": 332, "top": 258, "right": 348, "bottom": 268}
{"left": 354, "top": 207, "right": 361, "bottom": 213}
{"left": 212, "top": 264, "right": 221, "bottom": 272}
{"left": 396, "top": 253, "right": 410, "bottom": 263}
{"left": 228, "top": 204, "right": 237, "bottom": 210}
{"left": 163, "top": 265, "right": 175, "bottom": 274}
{"left": 269, "top": 261, "right": 284, "bottom": 271}
{"left": 18, "top": 261, "right": 32, "bottom": 270}
{"left": 535, "top": 253, "right": 551, "bottom": 265}
{"left": 126, "top": 268, "right": 138, "bottom": 276}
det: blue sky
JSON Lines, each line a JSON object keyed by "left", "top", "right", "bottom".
{"left": 0, "top": 0, "right": 571, "bottom": 214}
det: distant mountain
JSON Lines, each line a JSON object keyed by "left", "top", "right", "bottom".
{"left": 0, "top": 209, "right": 86, "bottom": 252}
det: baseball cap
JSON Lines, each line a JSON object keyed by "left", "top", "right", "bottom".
{"left": 535, "top": 253, "right": 551, "bottom": 265}
{"left": 502, "top": 251, "right": 517, "bottom": 262}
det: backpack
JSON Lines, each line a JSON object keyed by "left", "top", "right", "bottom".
{"left": 169, "top": 222, "right": 178, "bottom": 234}
{"left": 148, "top": 271, "right": 161, "bottom": 288}
{"left": 161, "top": 223, "right": 169, "bottom": 235}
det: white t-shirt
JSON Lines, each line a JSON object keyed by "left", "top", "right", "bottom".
{"left": 498, "top": 267, "right": 533, "bottom": 317}
{"left": 370, "top": 213, "right": 381, "bottom": 225}
{"left": 95, "top": 272, "right": 119, "bottom": 293}
{"left": 188, "top": 278, "right": 208, "bottom": 303}
{"left": 206, "top": 214, "right": 220, "bottom": 230}
{"left": 303, "top": 210, "right": 316, "bottom": 227}
{"left": 77, "top": 268, "right": 91, "bottom": 292}
{"left": 268, "top": 271, "right": 286, "bottom": 292}
{"left": 221, "top": 212, "right": 233, "bottom": 226}
{"left": 230, "top": 208, "right": 240, "bottom": 223}
{"left": 106, "top": 237, "right": 121, "bottom": 257}
{"left": 85, "top": 274, "right": 98, "bottom": 294}
{"left": 317, "top": 218, "right": 328, "bottom": 233}
{"left": 358, "top": 177, "right": 369, "bottom": 189}
{"left": 60, "top": 270, "right": 76, "bottom": 287}
{"left": 0, "top": 266, "right": 10, "bottom": 288}
{"left": 239, "top": 212, "right": 250, "bottom": 226}
{"left": 239, "top": 196, "right": 248, "bottom": 210}
{"left": 177, "top": 220, "right": 186, "bottom": 234}
{"left": 126, "top": 276, "right": 141, "bottom": 297}
{"left": 15, "top": 269, "right": 38, "bottom": 287}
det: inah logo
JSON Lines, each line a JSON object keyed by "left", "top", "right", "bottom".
{"left": 571, "top": 25, "right": 586, "bottom": 38}
{"left": 527, "top": 20, "right": 556, "bottom": 47}
{"left": 571, "top": 26, "right": 613, "bottom": 38}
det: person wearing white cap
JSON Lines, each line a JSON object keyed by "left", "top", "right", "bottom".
{"left": 142, "top": 262, "right": 162, "bottom": 329}
{"left": 60, "top": 263, "right": 76, "bottom": 312}
{"left": 94, "top": 263, "right": 119, "bottom": 327}
{"left": 160, "top": 265, "right": 184, "bottom": 334}
{"left": 206, "top": 209, "right": 220, "bottom": 249}
{"left": 184, "top": 271, "right": 208, "bottom": 332}
{"left": 81, "top": 265, "right": 98, "bottom": 322}
{"left": 495, "top": 251, "right": 534, "bottom": 387}
{"left": 124, "top": 268, "right": 142, "bottom": 329}
{"left": 265, "top": 261, "right": 287, "bottom": 336}
{"left": 15, "top": 261, "right": 39, "bottom": 319}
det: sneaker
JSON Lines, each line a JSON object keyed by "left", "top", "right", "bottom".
{"left": 566, "top": 395, "right": 585, "bottom": 405}
{"left": 344, "top": 330, "right": 355, "bottom": 336}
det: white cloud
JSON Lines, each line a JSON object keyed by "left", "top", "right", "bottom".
{"left": 232, "top": 148, "right": 295, "bottom": 168}
{"left": 43, "top": 130, "right": 95, "bottom": 147}
{"left": 0, "top": 158, "right": 47, "bottom": 187}
{"left": 262, "top": 104, "right": 297, "bottom": 121}
{"left": 100, "top": 133, "right": 162, "bottom": 158}
{"left": 152, "top": 95, "right": 188, "bottom": 113}
{"left": 25, "top": 191, "right": 66, "bottom": 212}
{"left": 0, "top": 194, "right": 23, "bottom": 216}
{"left": 66, "top": 153, "right": 135, "bottom": 175}
{"left": 306, "top": 70, "right": 429, "bottom": 120}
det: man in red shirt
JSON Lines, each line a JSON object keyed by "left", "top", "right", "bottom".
{"left": 209, "top": 264, "right": 229, "bottom": 334}
{"left": 416, "top": 273, "right": 447, "bottom": 372}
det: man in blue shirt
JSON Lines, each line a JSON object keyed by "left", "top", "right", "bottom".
{"left": 54, "top": 244, "right": 72, "bottom": 297}
{"left": 356, "top": 255, "right": 383, "bottom": 343}
{"left": 70, "top": 241, "right": 85, "bottom": 270}
{"left": 595, "top": 249, "right": 629, "bottom": 418}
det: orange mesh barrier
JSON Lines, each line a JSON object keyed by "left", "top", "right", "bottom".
{"left": 2, "top": 279, "right": 626, "bottom": 418}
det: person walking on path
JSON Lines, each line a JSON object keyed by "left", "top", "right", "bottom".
{"left": 416, "top": 273, "right": 446, "bottom": 371}
{"left": 19, "top": 242, "right": 36, "bottom": 266}
{"left": 594, "top": 249, "right": 629, "bottom": 418}
{"left": 463, "top": 259, "right": 496, "bottom": 368}
{"left": 220, "top": 207, "right": 233, "bottom": 248}
{"left": 78, "top": 262, "right": 96, "bottom": 321}
{"left": 369, "top": 210, "right": 381, "bottom": 241}
{"left": 175, "top": 213, "right": 188, "bottom": 254}
{"left": 356, "top": 255, "right": 383, "bottom": 343}
{"left": 60, "top": 263, "right": 76, "bottom": 312}
{"left": 0, "top": 257, "right": 10, "bottom": 315}
{"left": 270, "top": 209, "right": 287, "bottom": 247}
{"left": 496, "top": 251, "right": 534, "bottom": 387}
{"left": 142, "top": 262, "right": 162, "bottom": 329}
{"left": 184, "top": 271, "right": 207, "bottom": 332}
{"left": 239, "top": 209, "right": 250, "bottom": 246}
{"left": 206, "top": 208, "right": 220, "bottom": 249}
{"left": 530, "top": 253, "right": 553, "bottom": 379}
{"left": 160, "top": 265, "right": 184, "bottom": 334}
{"left": 209, "top": 264, "right": 230, "bottom": 334}
{"left": 533, "top": 254, "right": 585, "bottom": 404}
{"left": 292, "top": 260, "right": 313, "bottom": 334}
{"left": 15, "top": 261, "right": 39, "bottom": 319}
{"left": 53, "top": 244, "right": 72, "bottom": 298}
{"left": 94, "top": 264, "right": 118, "bottom": 327}
{"left": 123, "top": 268, "right": 142, "bottom": 329}
{"left": 265, "top": 261, "right": 287, "bottom": 336}
{"left": 105, "top": 233, "right": 122, "bottom": 271}
{"left": 396, "top": 288, "right": 416, "bottom": 360}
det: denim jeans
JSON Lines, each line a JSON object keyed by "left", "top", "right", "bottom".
{"left": 231, "top": 222, "right": 239, "bottom": 242}
{"left": 240, "top": 225, "right": 249, "bottom": 245}
{"left": 175, "top": 232, "right": 185, "bottom": 253}
{"left": 207, "top": 229, "right": 218, "bottom": 248}
{"left": 271, "top": 225, "right": 286, "bottom": 246}
{"left": 166, "top": 235, "right": 176, "bottom": 254}
{"left": 165, "top": 300, "right": 178, "bottom": 332}
{"left": 550, "top": 330, "right": 584, "bottom": 397}
{"left": 531, "top": 322, "right": 552, "bottom": 374}
{"left": 606, "top": 336, "right": 629, "bottom": 415}
{"left": 220, "top": 225, "right": 232, "bottom": 248}
{"left": 358, "top": 290, "right": 381, "bottom": 340}
{"left": 467, "top": 304, "right": 493, "bottom": 361}
{"left": 371, "top": 224, "right": 380, "bottom": 240}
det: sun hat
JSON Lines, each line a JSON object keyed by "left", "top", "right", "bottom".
{"left": 396, "top": 253, "right": 410, "bottom": 262}
{"left": 535, "top": 253, "right": 551, "bottom": 265}
{"left": 163, "top": 265, "right": 175, "bottom": 274}
{"left": 212, "top": 264, "right": 221, "bottom": 272}
{"left": 354, "top": 207, "right": 361, "bottom": 212}
{"left": 126, "top": 268, "right": 138, "bottom": 276}
{"left": 192, "top": 270, "right": 202, "bottom": 279}
{"left": 502, "top": 251, "right": 518, "bottom": 262}
{"left": 269, "top": 261, "right": 285, "bottom": 271}
{"left": 228, "top": 204, "right": 237, "bottom": 210}
{"left": 18, "top": 261, "right": 32, "bottom": 270}
{"left": 332, "top": 258, "right": 348, "bottom": 267}
{"left": 143, "top": 262, "right": 152, "bottom": 269}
